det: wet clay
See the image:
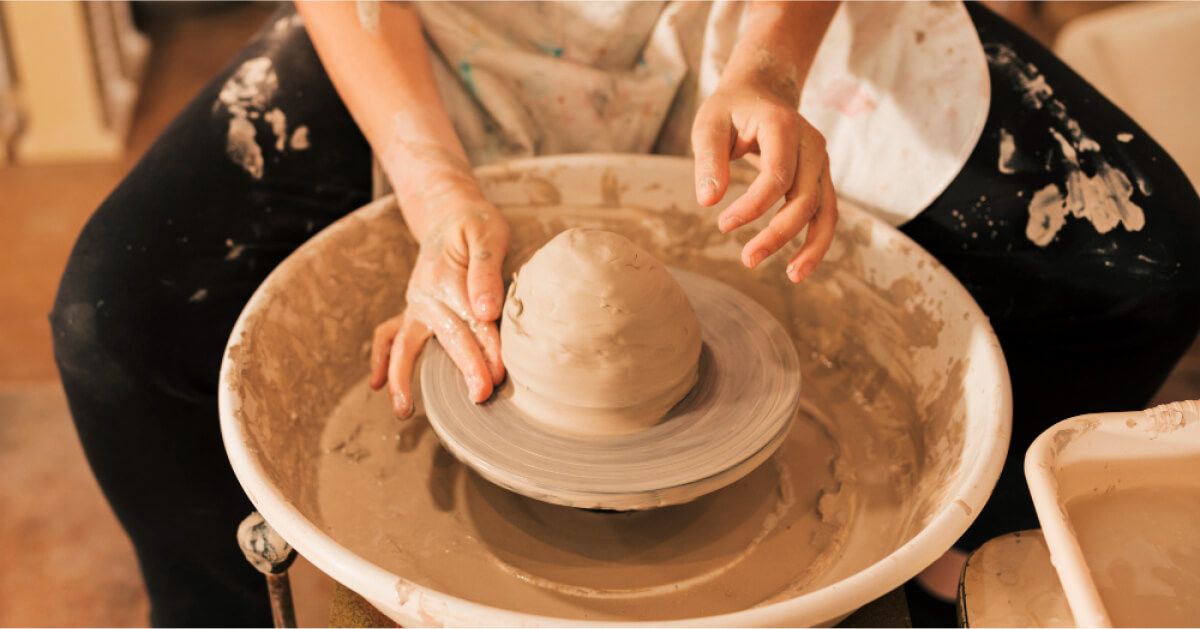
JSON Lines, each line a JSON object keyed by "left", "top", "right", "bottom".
{"left": 1066, "top": 478, "right": 1200, "bottom": 626}
{"left": 501, "top": 228, "right": 702, "bottom": 436}
{"left": 420, "top": 265, "right": 801, "bottom": 510}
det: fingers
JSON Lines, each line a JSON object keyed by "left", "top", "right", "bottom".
{"left": 465, "top": 220, "right": 509, "bottom": 321}
{"left": 375, "top": 204, "right": 509, "bottom": 418}
{"left": 375, "top": 302, "right": 500, "bottom": 417}
{"left": 691, "top": 110, "right": 733, "bottom": 207}
{"left": 369, "top": 317, "right": 404, "bottom": 390}
{"left": 787, "top": 161, "right": 839, "bottom": 283}
{"left": 718, "top": 117, "right": 799, "bottom": 248}
{"left": 468, "top": 319, "right": 505, "bottom": 385}
{"left": 386, "top": 318, "right": 431, "bottom": 418}
{"left": 419, "top": 300, "right": 494, "bottom": 403}
{"left": 441, "top": 233, "right": 504, "bottom": 385}
{"left": 740, "top": 131, "right": 827, "bottom": 268}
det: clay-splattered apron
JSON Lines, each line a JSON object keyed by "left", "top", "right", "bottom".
{"left": 413, "top": 0, "right": 990, "bottom": 225}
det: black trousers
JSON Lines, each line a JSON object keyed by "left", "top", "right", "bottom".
{"left": 51, "top": 4, "right": 1200, "bottom": 626}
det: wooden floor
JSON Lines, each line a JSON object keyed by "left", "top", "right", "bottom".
{"left": 0, "top": 1, "right": 1195, "bottom": 627}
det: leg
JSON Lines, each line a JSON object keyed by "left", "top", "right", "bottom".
{"left": 902, "top": 3, "right": 1200, "bottom": 548}
{"left": 50, "top": 7, "right": 372, "bottom": 625}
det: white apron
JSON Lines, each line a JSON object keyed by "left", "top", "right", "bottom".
{"left": 410, "top": 1, "right": 989, "bottom": 225}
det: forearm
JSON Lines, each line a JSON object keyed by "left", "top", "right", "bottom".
{"left": 297, "top": 1, "right": 479, "bottom": 242}
{"left": 722, "top": 2, "right": 838, "bottom": 105}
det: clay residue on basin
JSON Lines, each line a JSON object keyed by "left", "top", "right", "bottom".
{"left": 225, "top": 207, "right": 418, "bottom": 514}
{"left": 227, "top": 176, "right": 973, "bottom": 621}
{"left": 318, "top": 380, "right": 849, "bottom": 620}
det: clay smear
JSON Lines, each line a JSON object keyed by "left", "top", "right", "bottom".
{"left": 215, "top": 57, "right": 309, "bottom": 180}
{"left": 1025, "top": 129, "right": 1145, "bottom": 247}
{"left": 216, "top": 57, "right": 277, "bottom": 179}
{"left": 985, "top": 44, "right": 1147, "bottom": 247}
{"left": 357, "top": 0, "right": 380, "bottom": 34}
{"left": 274, "top": 13, "right": 303, "bottom": 33}
{"left": 997, "top": 128, "right": 1018, "bottom": 175}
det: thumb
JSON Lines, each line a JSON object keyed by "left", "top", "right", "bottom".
{"left": 465, "top": 222, "right": 508, "bottom": 321}
{"left": 691, "top": 110, "right": 733, "bottom": 207}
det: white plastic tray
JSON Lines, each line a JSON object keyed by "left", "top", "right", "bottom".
{"left": 1025, "top": 400, "right": 1200, "bottom": 627}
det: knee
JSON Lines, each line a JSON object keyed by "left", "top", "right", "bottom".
{"left": 1119, "top": 232, "right": 1200, "bottom": 342}
{"left": 49, "top": 246, "right": 138, "bottom": 397}
{"left": 1140, "top": 186, "right": 1200, "bottom": 304}
{"left": 49, "top": 296, "right": 101, "bottom": 379}
{"left": 1117, "top": 206, "right": 1200, "bottom": 365}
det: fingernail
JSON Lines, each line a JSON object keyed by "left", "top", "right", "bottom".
{"left": 719, "top": 216, "right": 739, "bottom": 233}
{"left": 748, "top": 249, "right": 768, "bottom": 268}
{"left": 699, "top": 175, "right": 718, "bottom": 195}
{"left": 393, "top": 395, "right": 411, "bottom": 418}
{"left": 476, "top": 294, "right": 497, "bottom": 318}
{"left": 789, "top": 260, "right": 817, "bottom": 282}
{"left": 467, "top": 374, "right": 487, "bottom": 399}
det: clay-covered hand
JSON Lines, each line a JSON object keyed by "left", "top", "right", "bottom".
{"left": 368, "top": 199, "right": 510, "bottom": 418}
{"left": 692, "top": 70, "right": 838, "bottom": 283}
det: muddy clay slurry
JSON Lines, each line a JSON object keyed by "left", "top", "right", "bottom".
{"left": 1067, "top": 485, "right": 1200, "bottom": 627}
{"left": 306, "top": 202, "right": 954, "bottom": 621}
{"left": 319, "top": 382, "right": 849, "bottom": 619}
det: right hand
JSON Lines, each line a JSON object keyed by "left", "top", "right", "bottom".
{"left": 368, "top": 196, "right": 511, "bottom": 418}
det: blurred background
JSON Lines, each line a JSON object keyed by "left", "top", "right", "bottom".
{"left": 1, "top": 1, "right": 1197, "bottom": 626}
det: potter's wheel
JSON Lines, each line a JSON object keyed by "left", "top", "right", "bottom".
{"left": 419, "top": 268, "right": 801, "bottom": 510}
{"left": 220, "top": 154, "right": 1012, "bottom": 626}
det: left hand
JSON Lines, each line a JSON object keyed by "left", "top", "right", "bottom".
{"left": 368, "top": 195, "right": 510, "bottom": 419}
{"left": 692, "top": 72, "right": 838, "bottom": 283}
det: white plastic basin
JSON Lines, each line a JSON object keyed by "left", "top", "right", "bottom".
{"left": 219, "top": 154, "right": 1011, "bottom": 626}
{"left": 1026, "top": 400, "right": 1200, "bottom": 628}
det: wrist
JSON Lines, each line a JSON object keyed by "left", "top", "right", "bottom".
{"left": 389, "top": 164, "right": 487, "bottom": 242}
{"left": 717, "top": 49, "right": 801, "bottom": 108}
{"left": 419, "top": 175, "right": 488, "bottom": 210}
{"left": 413, "top": 188, "right": 497, "bottom": 242}
{"left": 723, "top": 2, "right": 836, "bottom": 106}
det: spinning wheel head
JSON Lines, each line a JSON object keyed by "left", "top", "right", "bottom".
{"left": 419, "top": 268, "right": 802, "bottom": 511}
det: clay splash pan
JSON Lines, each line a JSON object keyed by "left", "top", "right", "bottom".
{"left": 419, "top": 267, "right": 801, "bottom": 511}
{"left": 1026, "top": 400, "right": 1200, "bottom": 628}
{"left": 219, "top": 154, "right": 1012, "bottom": 626}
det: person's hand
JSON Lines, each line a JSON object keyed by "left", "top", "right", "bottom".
{"left": 368, "top": 196, "right": 510, "bottom": 418}
{"left": 692, "top": 67, "right": 838, "bottom": 283}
